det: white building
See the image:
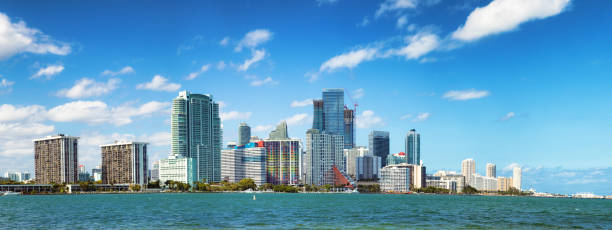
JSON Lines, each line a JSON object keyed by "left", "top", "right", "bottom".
{"left": 221, "top": 146, "right": 267, "bottom": 186}
{"left": 433, "top": 171, "right": 466, "bottom": 193}
{"left": 486, "top": 163, "right": 496, "bottom": 178}
{"left": 159, "top": 154, "right": 196, "bottom": 186}
{"left": 380, "top": 163, "right": 425, "bottom": 193}
{"left": 344, "top": 146, "right": 369, "bottom": 179}
{"left": 426, "top": 177, "right": 457, "bottom": 192}
{"left": 3, "top": 172, "right": 21, "bottom": 182}
{"left": 151, "top": 161, "right": 159, "bottom": 182}
{"left": 513, "top": 167, "right": 522, "bottom": 191}
{"left": 468, "top": 174, "right": 498, "bottom": 192}
{"left": 92, "top": 166, "right": 102, "bottom": 182}
{"left": 461, "top": 159, "right": 475, "bottom": 185}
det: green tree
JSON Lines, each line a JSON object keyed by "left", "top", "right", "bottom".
{"left": 237, "top": 178, "right": 257, "bottom": 191}
{"left": 259, "top": 183, "right": 275, "bottom": 191}
{"left": 463, "top": 185, "right": 479, "bottom": 194}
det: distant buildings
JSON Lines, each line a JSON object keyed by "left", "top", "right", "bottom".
{"left": 238, "top": 122, "right": 251, "bottom": 146}
{"left": 426, "top": 175, "right": 457, "bottom": 192}
{"left": 150, "top": 161, "right": 160, "bottom": 182}
{"left": 303, "top": 129, "right": 344, "bottom": 186}
{"left": 264, "top": 123, "right": 301, "bottom": 185}
{"left": 92, "top": 166, "right": 102, "bottom": 181}
{"left": 344, "top": 146, "right": 368, "bottom": 179}
{"left": 34, "top": 134, "right": 79, "bottom": 184}
{"left": 3, "top": 172, "right": 27, "bottom": 182}
{"left": 171, "top": 90, "right": 222, "bottom": 183}
{"left": 380, "top": 163, "right": 425, "bottom": 193}
{"left": 78, "top": 165, "right": 90, "bottom": 182}
{"left": 513, "top": 167, "right": 522, "bottom": 191}
{"left": 405, "top": 129, "right": 420, "bottom": 165}
{"left": 159, "top": 154, "right": 196, "bottom": 186}
{"left": 356, "top": 155, "right": 381, "bottom": 181}
{"left": 343, "top": 108, "right": 355, "bottom": 149}
{"left": 497, "top": 177, "right": 513, "bottom": 192}
{"left": 369, "top": 131, "right": 390, "bottom": 167}
{"left": 268, "top": 121, "right": 288, "bottom": 140}
{"left": 387, "top": 152, "right": 406, "bottom": 165}
{"left": 468, "top": 174, "right": 498, "bottom": 192}
{"left": 101, "top": 141, "right": 148, "bottom": 185}
{"left": 221, "top": 143, "right": 267, "bottom": 186}
{"left": 486, "top": 163, "right": 496, "bottom": 178}
{"left": 432, "top": 171, "right": 465, "bottom": 193}
{"left": 461, "top": 158, "right": 475, "bottom": 185}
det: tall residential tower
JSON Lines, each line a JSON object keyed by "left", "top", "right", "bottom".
{"left": 238, "top": 122, "right": 251, "bottom": 146}
{"left": 369, "top": 131, "right": 390, "bottom": 167}
{"left": 34, "top": 134, "right": 79, "bottom": 184}
{"left": 405, "top": 129, "right": 420, "bottom": 165}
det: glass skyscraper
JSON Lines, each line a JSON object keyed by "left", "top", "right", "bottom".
{"left": 322, "top": 89, "right": 344, "bottom": 136}
{"left": 369, "top": 131, "right": 390, "bottom": 167}
{"left": 238, "top": 122, "right": 251, "bottom": 146}
{"left": 405, "top": 129, "right": 420, "bottom": 165}
{"left": 343, "top": 108, "right": 355, "bottom": 149}
{"left": 171, "top": 91, "right": 222, "bottom": 183}
{"left": 312, "top": 99, "right": 324, "bottom": 131}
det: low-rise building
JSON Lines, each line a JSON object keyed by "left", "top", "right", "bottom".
{"left": 497, "top": 177, "right": 513, "bottom": 191}
{"left": 468, "top": 174, "right": 498, "bottom": 192}
{"left": 426, "top": 176, "right": 457, "bottom": 192}
{"left": 380, "top": 163, "right": 425, "bottom": 193}
{"left": 159, "top": 154, "right": 196, "bottom": 186}
{"left": 221, "top": 143, "right": 267, "bottom": 186}
{"left": 433, "top": 171, "right": 466, "bottom": 193}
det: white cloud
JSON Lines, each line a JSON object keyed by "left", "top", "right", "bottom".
{"left": 57, "top": 78, "right": 120, "bottom": 99}
{"left": 396, "top": 15, "right": 408, "bottom": 29}
{"left": 31, "top": 65, "right": 64, "bottom": 79}
{"left": 396, "top": 32, "right": 440, "bottom": 60}
{"left": 253, "top": 125, "right": 274, "bottom": 133}
{"left": 320, "top": 48, "right": 378, "bottom": 73}
{"left": 140, "top": 132, "right": 171, "bottom": 146}
{"left": 0, "top": 122, "right": 54, "bottom": 157}
{"left": 221, "top": 111, "right": 252, "bottom": 121}
{"left": 290, "top": 99, "right": 313, "bottom": 107}
{"left": 352, "top": 88, "right": 365, "bottom": 99}
{"left": 443, "top": 89, "right": 490, "bottom": 101}
{"left": 0, "top": 104, "right": 46, "bottom": 122}
{"left": 400, "top": 114, "right": 412, "bottom": 120}
{"left": 186, "top": 64, "right": 210, "bottom": 80}
{"left": 0, "top": 122, "right": 54, "bottom": 139}
{"left": 285, "top": 113, "right": 309, "bottom": 126}
{"left": 412, "top": 112, "right": 430, "bottom": 122}
{"left": 217, "top": 61, "right": 226, "bottom": 70}
{"left": 358, "top": 17, "right": 370, "bottom": 27}
{"left": 503, "top": 163, "right": 521, "bottom": 172}
{"left": 136, "top": 75, "right": 181, "bottom": 92}
{"left": 238, "top": 49, "right": 266, "bottom": 71}
{"left": 317, "top": 0, "right": 339, "bottom": 5}
{"left": 46, "top": 100, "right": 169, "bottom": 126}
{"left": 0, "top": 77, "right": 14, "bottom": 94}
{"left": 452, "top": 0, "right": 571, "bottom": 42}
{"left": 250, "top": 76, "right": 278, "bottom": 87}
{"left": 219, "top": 36, "right": 230, "bottom": 46}
{"left": 500, "top": 112, "right": 515, "bottom": 121}
{"left": 356, "top": 110, "right": 384, "bottom": 129}
{"left": 376, "top": 0, "right": 418, "bottom": 17}
{"left": 0, "top": 12, "right": 71, "bottom": 59}
{"left": 235, "top": 29, "right": 272, "bottom": 52}
{"left": 101, "top": 66, "right": 134, "bottom": 76}
{"left": 217, "top": 101, "right": 227, "bottom": 109}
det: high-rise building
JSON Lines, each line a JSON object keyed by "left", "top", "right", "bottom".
{"left": 356, "top": 155, "right": 381, "bottom": 181}
{"left": 151, "top": 161, "right": 160, "bottom": 182}
{"left": 405, "top": 129, "right": 420, "bottom": 165}
{"left": 269, "top": 121, "right": 288, "bottom": 140}
{"left": 34, "top": 134, "right": 79, "bottom": 184}
{"left": 344, "top": 146, "right": 369, "bottom": 179}
{"left": 171, "top": 91, "right": 222, "bottom": 183}
{"left": 304, "top": 129, "right": 344, "bottom": 186}
{"left": 221, "top": 143, "right": 267, "bottom": 186}
{"left": 343, "top": 108, "right": 355, "bottom": 149}
{"left": 101, "top": 141, "right": 148, "bottom": 185}
{"left": 369, "top": 131, "right": 390, "bottom": 167}
{"left": 312, "top": 99, "right": 324, "bottom": 131}
{"left": 513, "top": 167, "right": 522, "bottom": 191}
{"left": 78, "top": 165, "right": 90, "bottom": 182}
{"left": 21, "top": 172, "right": 31, "bottom": 181}
{"left": 322, "top": 88, "right": 345, "bottom": 136}
{"left": 461, "top": 158, "right": 475, "bottom": 185}
{"left": 264, "top": 128, "right": 301, "bottom": 185}
{"left": 238, "top": 122, "right": 251, "bottom": 146}
{"left": 380, "top": 163, "right": 425, "bottom": 193}
{"left": 159, "top": 154, "right": 196, "bottom": 186}
{"left": 92, "top": 166, "right": 102, "bottom": 181}
{"left": 486, "top": 163, "right": 496, "bottom": 178}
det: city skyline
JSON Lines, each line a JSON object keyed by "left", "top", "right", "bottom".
{"left": 0, "top": 0, "right": 611, "bottom": 195}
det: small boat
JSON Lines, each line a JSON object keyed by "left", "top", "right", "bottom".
{"left": 1, "top": 191, "right": 21, "bottom": 196}
{"left": 253, "top": 195, "right": 256, "bottom": 200}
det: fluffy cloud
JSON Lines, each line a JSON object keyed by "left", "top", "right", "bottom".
{"left": 400, "top": 114, "right": 412, "bottom": 120}
{"left": 503, "top": 162, "right": 521, "bottom": 172}
{"left": 452, "top": 0, "right": 571, "bottom": 42}
{"left": 250, "top": 76, "right": 278, "bottom": 87}
{"left": 0, "top": 122, "right": 54, "bottom": 139}
{"left": 0, "top": 104, "right": 46, "bottom": 122}
{"left": 395, "top": 32, "right": 440, "bottom": 59}
{"left": 253, "top": 125, "right": 274, "bottom": 133}
{"left": 46, "top": 100, "right": 169, "bottom": 126}
{"left": 412, "top": 112, "right": 430, "bottom": 122}
{"left": 186, "top": 64, "right": 210, "bottom": 80}
{"left": 136, "top": 75, "right": 181, "bottom": 92}
{"left": 57, "top": 78, "right": 120, "bottom": 99}
{"left": 500, "top": 112, "right": 515, "bottom": 121}
{"left": 238, "top": 49, "right": 266, "bottom": 71}
{"left": 320, "top": 48, "right": 378, "bottom": 73}
{"left": 0, "top": 12, "right": 71, "bottom": 59}
{"left": 0, "top": 77, "right": 14, "bottom": 94}
{"left": 217, "top": 61, "right": 226, "bottom": 70}
{"left": 290, "top": 99, "right": 313, "bottom": 107}
{"left": 285, "top": 113, "right": 309, "bottom": 126}
{"left": 219, "top": 36, "right": 230, "bottom": 46}
{"left": 351, "top": 88, "right": 365, "bottom": 99}
{"left": 221, "top": 111, "right": 252, "bottom": 121}
{"left": 443, "top": 89, "right": 490, "bottom": 101}
{"left": 376, "top": 0, "right": 418, "bottom": 17}
{"left": 396, "top": 15, "right": 408, "bottom": 29}
{"left": 356, "top": 110, "right": 384, "bottom": 129}
{"left": 101, "top": 66, "right": 134, "bottom": 76}
{"left": 31, "top": 65, "right": 64, "bottom": 79}
{"left": 0, "top": 122, "right": 54, "bottom": 157}
{"left": 235, "top": 29, "right": 272, "bottom": 52}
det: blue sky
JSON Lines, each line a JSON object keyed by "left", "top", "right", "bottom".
{"left": 0, "top": 0, "right": 611, "bottom": 194}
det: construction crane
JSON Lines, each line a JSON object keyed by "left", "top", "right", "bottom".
{"left": 345, "top": 89, "right": 359, "bottom": 115}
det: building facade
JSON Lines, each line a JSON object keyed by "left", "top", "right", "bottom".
{"left": 150, "top": 161, "right": 160, "bottom": 182}
{"left": 497, "top": 177, "right": 513, "bottom": 192}
{"left": 369, "top": 131, "right": 390, "bottom": 167}
{"left": 159, "top": 154, "right": 196, "bottom": 186}
{"left": 405, "top": 129, "right": 420, "bottom": 165}
{"left": 78, "top": 165, "right": 90, "bottom": 182}
{"left": 461, "top": 158, "right": 475, "bottom": 185}
{"left": 356, "top": 155, "right": 381, "bottom": 181}
{"left": 101, "top": 141, "right": 148, "bottom": 185}
{"left": 380, "top": 163, "right": 425, "bottom": 193}
{"left": 433, "top": 171, "right": 466, "bottom": 193}
{"left": 387, "top": 152, "right": 407, "bottom": 165}
{"left": 344, "top": 146, "right": 369, "bottom": 179}
{"left": 322, "top": 88, "right": 345, "bottom": 136}
{"left": 92, "top": 166, "right": 102, "bottom": 182}
{"left": 468, "top": 174, "right": 498, "bottom": 192}
{"left": 34, "top": 134, "right": 79, "bottom": 184}
{"left": 304, "top": 129, "right": 344, "bottom": 186}
{"left": 221, "top": 144, "right": 267, "bottom": 186}
{"left": 171, "top": 91, "right": 222, "bottom": 183}
{"left": 486, "top": 163, "right": 496, "bottom": 178}
{"left": 513, "top": 167, "right": 522, "bottom": 191}
{"left": 238, "top": 122, "right": 251, "bottom": 146}
{"left": 343, "top": 108, "right": 355, "bottom": 149}
{"left": 263, "top": 138, "right": 300, "bottom": 185}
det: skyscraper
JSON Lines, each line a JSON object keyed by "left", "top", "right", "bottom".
{"left": 486, "top": 163, "right": 496, "bottom": 178}
{"left": 238, "top": 122, "right": 251, "bottom": 146}
{"left": 461, "top": 158, "right": 475, "bottom": 185}
{"left": 322, "top": 88, "right": 345, "bottom": 136}
{"left": 171, "top": 91, "right": 222, "bottom": 183}
{"left": 405, "top": 129, "right": 420, "bottom": 165}
{"left": 34, "top": 134, "right": 79, "bottom": 184}
{"left": 312, "top": 99, "right": 324, "bottom": 131}
{"left": 265, "top": 123, "right": 301, "bottom": 185}
{"left": 101, "top": 141, "right": 148, "bottom": 185}
{"left": 304, "top": 129, "right": 344, "bottom": 186}
{"left": 369, "top": 131, "right": 390, "bottom": 167}
{"left": 343, "top": 108, "right": 355, "bottom": 149}
{"left": 269, "top": 121, "right": 288, "bottom": 140}
{"left": 221, "top": 144, "right": 267, "bottom": 186}
{"left": 513, "top": 166, "right": 522, "bottom": 191}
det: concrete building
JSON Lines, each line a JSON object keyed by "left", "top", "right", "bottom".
{"left": 92, "top": 166, "right": 102, "bottom": 182}
{"left": 497, "top": 177, "right": 513, "bottom": 192}
{"left": 3, "top": 172, "right": 21, "bottom": 182}
{"left": 344, "top": 146, "right": 368, "bottom": 179}
{"left": 405, "top": 129, "right": 420, "bottom": 165}
{"left": 304, "top": 129, "right": 344, "bottom": 186}
{"left": 380, "top": 163, "right": 425, "bottom": 193}
{"left": 159, "top": 154, "right": 196, "bottom": 186}
{"left": 21, "top": 172, "right": 31, "bottom": 182}
{"left": 238, "top": 122, "right": 251, "bottom": 146}
{"left": 387, "top": 152, "right": 407, "bottom": 165}
{"left": 369, "top": 131, "right": 390, "bottom": 167}
{"left": 468, "top": 174, "right": 498, "bottom": 192}
{"left": 513, "top": 167, "right": 522, "bottom": 191}
{"left": 150, "top": 161, "right": 159, "bottom": 182}
{"left": 356, "top": 155, "right": 381, "bottom": 181}
{"left": 461, "top": 158, "right": 475, "bottom": 185}
{"left": 343, "top": 108, "right": 355, "bottom": 149}
{"left": 34, "top": 134, "right": 79, "bottom": 184}
{"left": 486, "top": 163, "right": 496, "bottom": 178}
{"left": 433, "top": 171, "right": 466, "bottom": 193}
{"left": 426, "top": 175, "right": 457, "bottom": 192}
{"left": 263, "top": 135, "right": 301, "bottom": 185}
{"left": 171, "top": 91, "right": 222, "bottom": 183}
{"left": 101, "top": 141, "right": 148, "bottom": 185}
{"left": 221, "top": 144, "right": 267, "bottom": 186}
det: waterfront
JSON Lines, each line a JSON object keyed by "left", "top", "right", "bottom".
{"left": 1, "top": 193, "right": 611, "bottom": 229}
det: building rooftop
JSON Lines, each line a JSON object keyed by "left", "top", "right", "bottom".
{"left": 33, "top": 134, "right": 79, "bottom": 142}
{"left": 100, "top": 141, "right": 149, "bottom": 147}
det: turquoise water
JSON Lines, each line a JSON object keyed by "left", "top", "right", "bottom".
{"left": 1, "top": 193, "right": 611, "bottom": 229}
